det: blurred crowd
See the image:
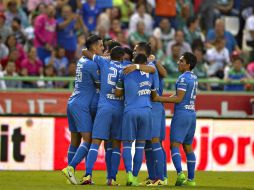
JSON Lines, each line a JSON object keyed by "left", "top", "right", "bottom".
{"left": 0, "top": 0, "right": 254, "bottom": 91}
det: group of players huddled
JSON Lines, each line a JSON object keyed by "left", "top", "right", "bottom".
{"left": 62, "top": 34, "right": 198, "bottom": 187}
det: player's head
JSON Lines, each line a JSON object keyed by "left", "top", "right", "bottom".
{"left": 123, "top": 47, "right": 133, "bottom": 61}
{"left": 134, "top": 42, "right": 151, "bottom": 57}
{"left": 106, "top": 40, "right": 121, "bottom": 53}
{"left": 110, "top": 46, "right": 125, "bottom": 61}
{"left": 85, "top": 35, "right": 104, "bottom": 55}
{"left": 133, "top": 53, "right": 147, "bottom": 65}
{"left": 177, "top": 52, "right": 197, "bottom": 73}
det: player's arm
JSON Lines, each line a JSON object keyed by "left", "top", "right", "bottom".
{"left": 155, "top": 61, "right": 168, "bottom": 78}
{"left": 123, "top": 64, "right": 155, "bottom": 75}
{"left": 82, "top": 48, "right": 94, "bottom": 60}
{"left": 152, "top": 90, "right": 186, "bottom": 103}
{"left": 115, "top": 75, "right": 124, "bottom": 97}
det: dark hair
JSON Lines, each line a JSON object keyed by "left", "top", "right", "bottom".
{"left": 106, "top": 40, "right": 121, "bottom": 52}
{"left": 133, "top": 53, "right": 147, "bottom": 65}
{"left": 110, "top": 46, "right": 125, "bottom": 61}
{"left": 182, "top": 52, "right": 197, "bottom": 70}
{"left": 124, "top": 47, "right": 133, "bottom": 61}
{"left": 85, "top": 35, "right": 102, "bottom": 50}
{"left": 186, "top": 15, "right": 198, "bottom": 28}
{"left": 12, "top": 17, "right": 21, "bottom": 25}
{"left": 136, "top": 42, "right": 151, "bottom": 56}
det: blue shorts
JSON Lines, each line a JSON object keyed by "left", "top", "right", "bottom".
{"left": 151, "top": 106, "right": 164, "bottom": 139}
{"left": 67, "top": 102, "right": 93, "bottom": 133}
{"left": 122, "top": 108, "right": 152, "bottom": 141}
{"left": 92, "top": 107, "right": 123, "bottom": 140}
{"left": 170, "top": 110, "right": 196, "bottom": 144}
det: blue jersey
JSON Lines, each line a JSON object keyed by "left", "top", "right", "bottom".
{"left": 175, "top": 71, "right": 198, "bottom": 112}
{"left": 117, "top": 70, "right": 158, "bottom": 111}
{"left": 93, "top": 55, "right": 125, "bottom": 109}
{"left": 69, "top": 57, "right": 99, "bottom": 107}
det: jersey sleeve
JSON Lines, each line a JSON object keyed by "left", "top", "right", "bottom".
{"left": 93, "top": 55, "right": 109, "bottom": 68}
{"left": 116, "top": 71, "right": 124, "bottom": 89}
{"left": 177, "top": 76, "right": 188, "bottom": 91}
{"left": 151, "top": 72, "right": 159, "bottom": 91}
{"left": 89, "top": 61, "right": 100, "bottom": 84}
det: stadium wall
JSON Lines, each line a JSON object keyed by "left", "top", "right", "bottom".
{"left": 0, "top": 117, "right": 253, "bottom": 171}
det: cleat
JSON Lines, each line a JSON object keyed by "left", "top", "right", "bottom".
{"left": 107, "top": 179, "right": 120, "bottom": 186}
{"left": 131, "top": 176, "right": 139, "bottom": 186}
{"left": 147, "top": 179, "right": 165, "bottom": 186}
{"left": 163, "top": 177, "right": 168, "bottom": 185}
{"left": 62, "top": 166, "right": 77, "bottom": 185}
{"left": 126, "top": 172, "right": 133, "bottom": 186}
{"left": 139, "top": 178, "right": 153, "bottom": 186}
{"left": 66, "top": 179, "right": 71, "bottom": 184}
{"left": 175, "top": 172, "right": 186, "bottom": 186}
{"left": 182, "top": 179, "right": 196, "bottom": 186}
{"left": 79, "top": 175, "right": 93, "bottom": 185}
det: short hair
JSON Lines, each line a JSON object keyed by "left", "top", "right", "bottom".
{"left": 133, "top": 54, "right": 147, "bottom": 64}
{"left": 106, "top": 40, "right": 121, "bottom": 52}
{"left": 187, "top": 15, "right": 198, "bottom": 28}
{"left": 136, "top": 42, "right": 151, "bottom": 56}
{"left": 12, "top": 17, "right": 21, "bottom": 25}
{"left": 110, "top": 46, "right": 125, "bottom": 61}
{"left": 124, "top": 47, "right": 133, "bottom": 61}
{"left": 85, "top": 35, "right": 102, "bottom": 50}
{"left": 182, "top": 52, "right": 197, "bottom": 70}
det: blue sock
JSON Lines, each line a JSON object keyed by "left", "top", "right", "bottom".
{"left": 186, "top": 152, "right": 196, "bottom": 180}
{"left": 70, "top": 142, "right": 90, "bottom": 169}
{"left": 162, "top": 147, "right": 168, "bottom": 178}
{"left": 171, "top": 147, "right": 182, "bottom": 174}
{"left": 145, "top": 142, "right": 155, "bottom": 180}
{"left": 67, "top": 144, "right": 78, "bottom": 165}
{"left": 122, "top": 141, "right": 132, "bottom": 173}
{"left": 152, "top": 142, "right": 164, "bottom": 180}
{"left": 85, "top": 143, "right": 99, "bottom": 176}
{"left": 105, "top": 142, "right": 112, "bottom": 179}
{"left": 110, "top": 148, "right": 121, "bottom": 180}
{"left": 133, "top": 142, "right": 145, "bottom": 177}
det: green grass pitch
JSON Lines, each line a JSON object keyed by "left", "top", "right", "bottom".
{"left": 1, "top": 171, "right": 254, "bottom": 190}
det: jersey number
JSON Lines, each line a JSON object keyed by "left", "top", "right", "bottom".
{"left": 191, "top": 81, "right": 198, "bottom": 99}
{"left": 107, "top": 67, "right": 117, "bottom": 85}
{"left": 140, "top": 71, "right": 149, "bottom": 78}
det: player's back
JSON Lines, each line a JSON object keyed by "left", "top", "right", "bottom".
{"left": 122, "top": 70, "right": 156, "bottom": 111}
{"left": 175, "top": 71, "right": 198, "bottom": 112}
{"left": 69, "top": 57, "right": 99, "bottom": 107}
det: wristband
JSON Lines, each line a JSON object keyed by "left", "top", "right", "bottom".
{"left": 135, "top": 64, "right": 140, "bottom": 70}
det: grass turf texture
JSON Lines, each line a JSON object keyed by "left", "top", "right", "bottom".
{"left": 1, "top": 171, "right": 254, "bottom": 190}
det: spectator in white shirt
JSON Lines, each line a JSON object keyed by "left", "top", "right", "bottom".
{"left": 245, "top": 8, "right": 254, "bottom": 49}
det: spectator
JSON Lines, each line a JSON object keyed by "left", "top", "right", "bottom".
{"left": 0, "top": 35, "right": 9, "bottom": 60}
{"left": 76, "top": 34, "right": 87, "bottom": 59}
{"left": 55, "top": 0, "right": 69, "bottom": 18}
{"left": 27, "top": 0, "right": 53, "bottom": 12}
{"left": 192, "top": 48, "right": 210, "bottom": 90}
{"left": 206, "top": 18, "right": 240, "bottom": 54}
{"left": 183, "top": 15, "right": 202, "bottom": 46}
{"left": 0, "top": 12, "right": 12, "bottom": 42}
{"left": 244, "top": 7, "right": 254, "bottom": 57}
{"left": 224, "top": 57, "right": 250, "bottom": 91}
{"left": 198, "top": 0, "right": 216, "bottom": 32}
{"left": 43, "top": 64, "right": 56, "bottom": 88}
{"left": 109, "top": 19, "right": 126, "bottom": 40}
{"left": 214, "top": 0, "right": 236, "bottom": 16}
{"left": 176, "top": 0, "right": 194, "bottom": 30}
{"left": 0, "top": 69, "right": 6, "bottom": 89}
{"left": 67, "top": 60, "right": 76, "bottom": 77}
{"left": 34, "top": 4, "right": 56, "bottom": 63}
{"left": 0, "top": 49, "right": 22, "bottom": 72}
{"left": 57, "top": 5, "right": 87, "bottom": 61}
{"left": 247, "top": 61, "right": 254, "bottom": 78}
{"left": 153, "top": 18, "right": 175, "bottom": 53}
{"left": 4, "top": 0, "right": 29, "bottom": 28}
{"left": 116, "top": 32, "right": 129, "bottom": 48}
{"left": 129, "top": 4, "right": 153, "bottom": 35}
{"left": 20, "top": 47, "right": 43, "bottom": 76}
{"left": 166, "top": 30, "right": 192, "bottom": 56}
{"left": 11, "top": 17, "right": 27, "bottom": 45}
{"left": 81, "top": 0, "right": 101, "bottom": 32}
{"left": 114, "top": 0, "right": 135, "bottom": 29}
{"left": 149, "top": 36, "right": 164, "bottom": 62}
{"left": 128, "top": 21, "right": 149, "bottom": 47}
{"left": 2, "top": 61, "right": 21, "bottom": 88}
{"left": 45, "top": 46, "right": 69, "bottom": 76}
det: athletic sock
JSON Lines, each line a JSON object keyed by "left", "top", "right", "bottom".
{"left": 133, "top": 142, "right": 145, "bottom": 177}
{"left": 171, "top": 147, "right": 182, "bottom": 174}
{"left": 186, "top": 152, "right": 196, "bottom": 180}
{"left": 122, "top": 141, "right": 132, "bottom": 173}
{"left": 70, "top": 142, "right": 90, "bottom": 169}
{"left": 85, "top": 143, "right": 99, "bottom": 176}
{"left": 152, "top": 142, "right": 164, "bottom": 180}
{"left": 145, "top": 142, "right": 155, "bottom": 180}
{"left": 67, "top": 144, "right": 78, "bottom": 164}
{"left": 110, "top": 147, "right": 121, "bottom": 180}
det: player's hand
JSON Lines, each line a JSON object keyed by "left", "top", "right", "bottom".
{"left": 148, "top": 54, "right": 156, "bottom": 62}
{"left": 123, "top": 65, "right": 137, "bottom": 75}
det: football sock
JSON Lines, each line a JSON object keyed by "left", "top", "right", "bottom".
{"left": 70, "top": 142, "right": 90, "bottom": 169}
{"left": 162, "top": 146, "right": 168, "bottom": 178}
{"left": 171, "top": 147, "right": 182, "bottom": 174}
{"left": 85, "top": 143, "right": 99, "bottom": 176}
{"left": 105, "top": 141, "right": 112, "bottom": 179}
{"left": 67, "top": 144, "right": 78, "bottom": 164}
{"left": 110, "top": 147, "right": 121, "bottom": 180}
{"left": 133, "top": 142, "right": 145, "bottom": 177}
{"left": 122, "top": 141, "right": 132, "bottom": 173}
{"left": 186, "top": 152, "right": 196, "bottom": 180}
{"left": 145, "top": 142, "right": 155, "bottom": 180}
{"left": 152, "top": 142, "right": 164, "bottom": 180}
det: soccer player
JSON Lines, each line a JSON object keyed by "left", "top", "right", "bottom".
{"left": 62, "top": 35, "right": 103, "bottom": 184}
{"left": 152, "top": 52, "right": 198, "bottom": 186}
{"left": 115, "top": 53, "right": 158, "bottom": 186}
{"left": 80, "top": 46, "right": 125, "bottom": 186}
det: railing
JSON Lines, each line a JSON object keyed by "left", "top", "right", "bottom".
{"left": 1, "top": 76, "right": 254, "bottom": 93}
